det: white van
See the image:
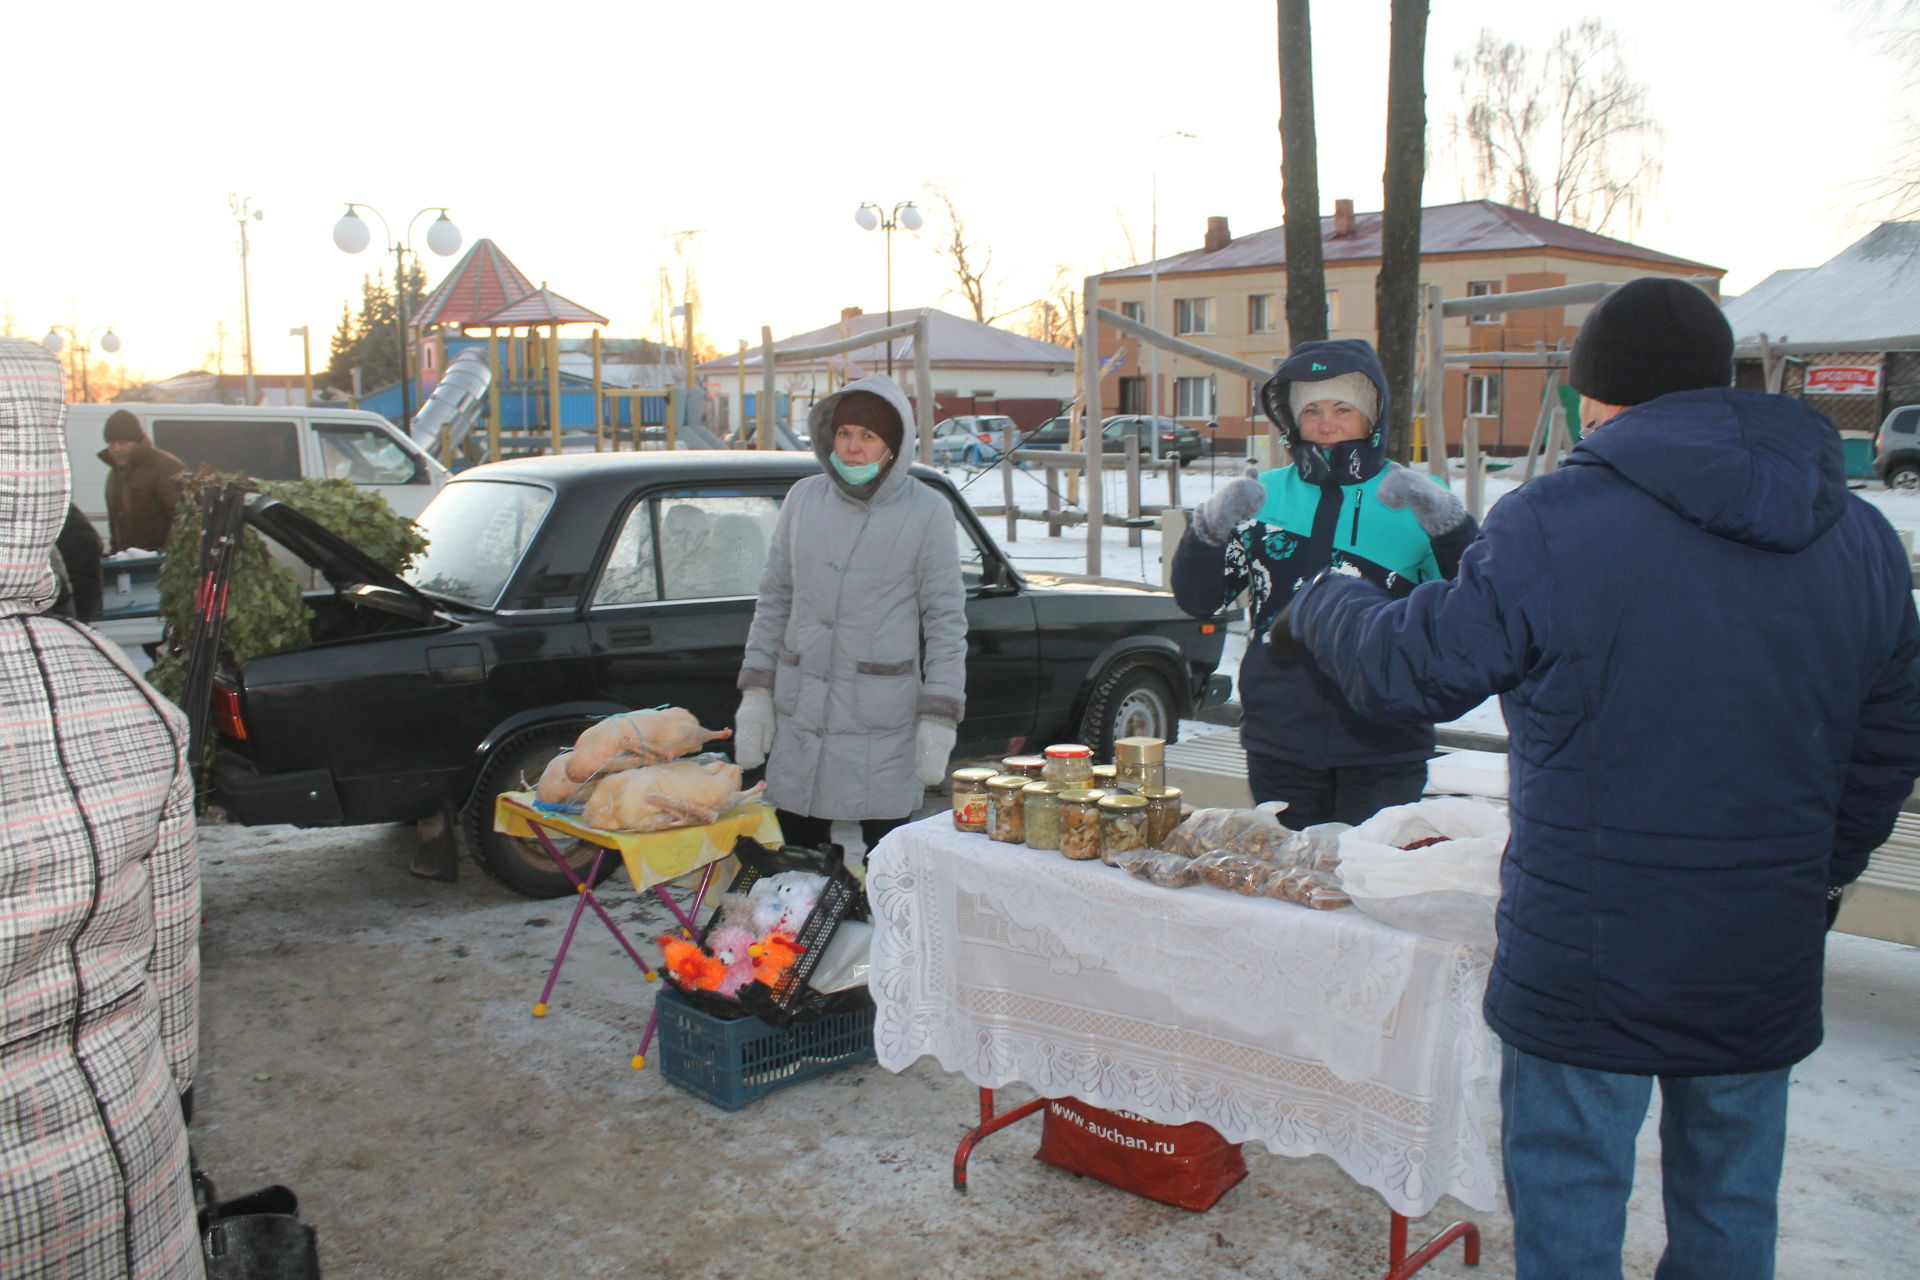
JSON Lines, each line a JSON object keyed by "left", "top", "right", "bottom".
{"left": 65, "top": 402, "right": 448, "bottom": 532}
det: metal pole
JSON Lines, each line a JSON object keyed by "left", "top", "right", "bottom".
{"left": 300, "top": 327, "right": 312, "bottom": 406}
{"left": 1149, "top": 168, "right": 1159, "bottom": 428}
{"left": 240, "top": 213, "right": 256, "bottom": 405}
{"left": 884, "top": 218, "right": 894, "bottom": 378}
{"left": 395, "top": 242, "right": 413, "bottom": 428}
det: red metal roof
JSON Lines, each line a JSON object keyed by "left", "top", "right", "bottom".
{"left": 1101, "top": 200, "right": 1721, "bottom": 279}
{"left": 411, "top": 239, "right": 538, "bottom": 329}
{"left": 478, "top": 286, "right": 609, "bottom": 327}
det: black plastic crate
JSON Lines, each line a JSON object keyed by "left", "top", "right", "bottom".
{"left": 654, "top": 984, "right": 875, "bottom": 1111}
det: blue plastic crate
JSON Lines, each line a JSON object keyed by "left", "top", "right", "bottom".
{"left": 655, "top": 985, "right": 874, "bottom": 1111}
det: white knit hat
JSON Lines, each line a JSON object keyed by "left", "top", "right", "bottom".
{"left": 1289, "top": 371, "right": 1378, "bottom": 425}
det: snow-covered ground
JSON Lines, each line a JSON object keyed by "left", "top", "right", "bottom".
{"left": 940, "top": 454, "right": 1920, "bottom": 744}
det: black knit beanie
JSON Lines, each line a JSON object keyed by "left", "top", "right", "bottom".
{"left": 103, "top": 408, "right": 145, "bottom": 443}
{"left": 1568, "top": 277, "right": 1733, "bottom": 407}
{"left": 829, "top": 390, "right": 904, "bottom": 457}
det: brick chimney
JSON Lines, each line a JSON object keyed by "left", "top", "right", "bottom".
{"left": 1332, "top": 198, "right": 1355, "bottom": 238}
{"left": 1204, "top": 216, "right": 1232, "bottom": 252}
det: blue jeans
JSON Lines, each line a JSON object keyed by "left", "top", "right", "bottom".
{"left": 1500, "top": 1042, "right": 1790, "bottom": 1280}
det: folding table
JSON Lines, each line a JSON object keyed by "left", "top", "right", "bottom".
{"left": 493, "top": 792, "right": 781, "bottom": 1068}
{"left": 868, "top": 816, "right": 1493, "bottom": 1279}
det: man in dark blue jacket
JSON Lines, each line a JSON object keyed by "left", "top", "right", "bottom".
{"left": 1284, "top": 277, "right": 1920, "bottom": 1279}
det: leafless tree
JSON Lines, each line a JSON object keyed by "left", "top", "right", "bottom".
{"left": 927, "top": 188, "right": 1015, "bottom": 324}
{"left": 1278, "top": 0, "right": 1327, "bottom": 344}
{"left": 1852, "top": 0, "right": 1920, "bottom": 215}
{"left": 1452, "top": 20, "right": 1663, "bottom": 235}
{"left": 1012, "top": 266, "right": 1085, "bottom": 348}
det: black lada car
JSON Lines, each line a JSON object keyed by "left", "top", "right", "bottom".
{"left": 210, "top": 451, "right": 1229, "bottom": 896}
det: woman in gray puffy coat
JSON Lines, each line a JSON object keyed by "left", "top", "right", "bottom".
{"left": 733, "top": 374, "right": 967, "bottom": 858}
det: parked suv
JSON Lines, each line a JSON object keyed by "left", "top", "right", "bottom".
{"left": 1874, "top": 404, "right": 1920, "bottom": 489}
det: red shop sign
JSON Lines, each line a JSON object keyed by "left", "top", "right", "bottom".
{"left": 1805, "top": 365, "right": 1881, "bottom": 395}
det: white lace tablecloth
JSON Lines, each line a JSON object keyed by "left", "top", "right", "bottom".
{"left": 868, "top": 817, "right": 1498, "bottom": 1215}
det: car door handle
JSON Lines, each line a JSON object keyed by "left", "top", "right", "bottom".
{"left": 607, "top": 624, "right": 653, "bottom": 649}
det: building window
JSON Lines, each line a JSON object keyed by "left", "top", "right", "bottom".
{"left": 1466, "top": 373, "right": 1501, "bottom": 418}
{"left": 1174, "top": 297, "right": 1213, "bottom": 335}
{"left": 1175, "top": 375, "right": 1216, "bottom": 418}
{"left": 1325, "top": 290, "right": 1341, "bottom": 330}
{"left": 1468, "top": 280, "right": 1502, "bottom": 325}
{"left": 1119, "top": 299, "right": 1144, "bottom": 323}
{"left": 1248, "top": 293, "right": 1276, "bottom": 334}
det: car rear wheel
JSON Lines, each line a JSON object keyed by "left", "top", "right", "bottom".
{"left": 468, "top": 727, "right": 620, "bottom": 898}
{"left": 1888, "top": 463, "right": 1920, "bottom": 492}
{"left": 1076, "top": 660, "right": 1179, "bottom": 759}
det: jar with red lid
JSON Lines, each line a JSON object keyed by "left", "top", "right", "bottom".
{"left": 1041, "top": 743, "right": 1095, "bottom": 788}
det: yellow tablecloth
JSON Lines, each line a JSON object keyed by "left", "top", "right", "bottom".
{"left": 493, "top": 792, "right": 781, "bottom": 894}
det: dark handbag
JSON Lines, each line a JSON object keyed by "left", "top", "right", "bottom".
{"left": 194, "top": 1163, "right": 322, "bottom": 1280}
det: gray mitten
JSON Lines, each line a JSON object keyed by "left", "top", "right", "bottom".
{"left": 1376, "top": 465, "right": 1469, "bottom": 536}
{"left": 1189, "top": 478, "right": 1266, "bottom": 546}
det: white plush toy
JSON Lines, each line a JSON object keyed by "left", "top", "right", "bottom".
{"left": 747, "top": 871, "right": 825, "bottom": 936}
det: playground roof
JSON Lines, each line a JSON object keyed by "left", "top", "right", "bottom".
{"left": 696, "top": 307, "right": 1074, "bottom": 373}
{"left": 1101, "top": 199, "right": 1719, "bottom": 279}
{"left": 411, "top": 239, "right": 538, "bottom": 330}
{"left": 479, "top": 285, "right": 609, "bottom": 327}
{"left": 1720, "top": 223, "right": 1920, "bottom": 345}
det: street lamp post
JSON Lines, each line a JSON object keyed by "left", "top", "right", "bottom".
{"left": 230, "top": 194, "right": 264, "bottom": 404}
{"left": 853, "top": 200, "right": 923, "bottom": 377}
{"left": 1148, "top": 131, "right": 1199, "bottom": 459}
{"left": 41, "top": 325, "right": 122, "bottom": 402}
{"left": 332, "top": 203, "right": 463, "bottom": 428}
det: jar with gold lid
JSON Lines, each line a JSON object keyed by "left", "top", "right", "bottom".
{"left": 1001, "top": 755, "right": 1047, "bottom": 781}
{"left": 1057, "top": 788, "right": 1105, "bottom": 860}
{"left": 1114, "top": 736, "right": 1167, "bottom": 792}
{"left": 1137, "top": 784, "right": 1185, "bottom": 848}
{"left": 1098, "top": 793, "right": 1150, "bottom": 863}
{"left": 1042, "top": 744, "right": 1095, "bottom": 787}
{"left": 1021, "top": 781, "right": 1066, "bottom": 851}
{"left": 1089, "top": 763, "right": 1120, "bottom": 789}
{"left": 950, "top": 767, "right": 998, "bottom": 833}
{"left": 985, "top": 774, "right": 1029, "bottom": 843}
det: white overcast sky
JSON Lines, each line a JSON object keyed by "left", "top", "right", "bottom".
{"left": 3, "top": 0, "right": 1912, "bottom": 383}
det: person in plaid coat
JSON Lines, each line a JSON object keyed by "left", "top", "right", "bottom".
{"left": 0, "top": 339, "right": 203, "bottom": 1278}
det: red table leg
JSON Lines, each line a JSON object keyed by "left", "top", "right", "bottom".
{"left": 532, "top": 845, "right": 607, "bottom": 1018}
{"left": 952, "top": 1087, "right": 1050, "bottom": 1193}
{"left": 1382, "top": 1209, "right": 1481, "bottom": 1278}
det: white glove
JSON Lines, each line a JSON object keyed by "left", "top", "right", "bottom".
{"left": 734, "top": 687, "right": 774, "bottom": 769}
{"left": 915, "top": 718, "right": 957, "bottom": 788}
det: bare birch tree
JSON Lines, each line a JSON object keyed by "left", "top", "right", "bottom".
{"left": 1852, "top": 0, "right": 1920, "bottom": 215}
{"left": 1452, "top": 20, "right": 1663, "bottom": 235}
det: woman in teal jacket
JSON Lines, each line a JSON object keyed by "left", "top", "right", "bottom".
{"left": 1172, "top": 338, "right": 1476, "bottom": 826}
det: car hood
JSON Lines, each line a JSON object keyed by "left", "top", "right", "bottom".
{"left": 244, "top": 494, "right": 441, "bottom": 619}
{"left": 1019, "top": 569, "right": 1176, "bottom": 597}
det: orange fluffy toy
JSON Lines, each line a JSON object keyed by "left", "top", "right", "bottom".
{"left": 748, "top": 931, "right": 806, "bottom": 989}
{"left": 657, "top": 935, "right": 725, "bottom": 991}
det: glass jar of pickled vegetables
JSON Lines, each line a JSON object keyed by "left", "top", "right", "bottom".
{"left": 1057, "top": 788, "right": 1104, "bottom": 860}
{"left": 1042, "top": 744, "right": 1095, "bottom": 787}
{"left": 1001, "top": 755, "right": 1047, "bottom": 781}
{"left": 1114, "top": 736, "right": 1167, "bottom": 792}
{"left": 1097, "top": 793, "right": 1150, "bottom": 863}
{"left": 1089, "top": 763, "right": 1120, "bottom": 789}
{"left": 1021, "top": 781, "right": 1065, "bottom": 851}
{"left": 1137, "top": 784, "right": 1185, "bottom": 848}
{"left": 985, "top": 774, "right": 1029, "bottom": 843}
{"left": 950, "top": 767, "right": 997, "bottom": 834}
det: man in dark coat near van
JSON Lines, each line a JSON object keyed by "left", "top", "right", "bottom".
{"left": 98, "top": 408, "right": 186, "bottom": 552}
{"left": 1281, "top": 277, "right": 1920, "bottom": 1278}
